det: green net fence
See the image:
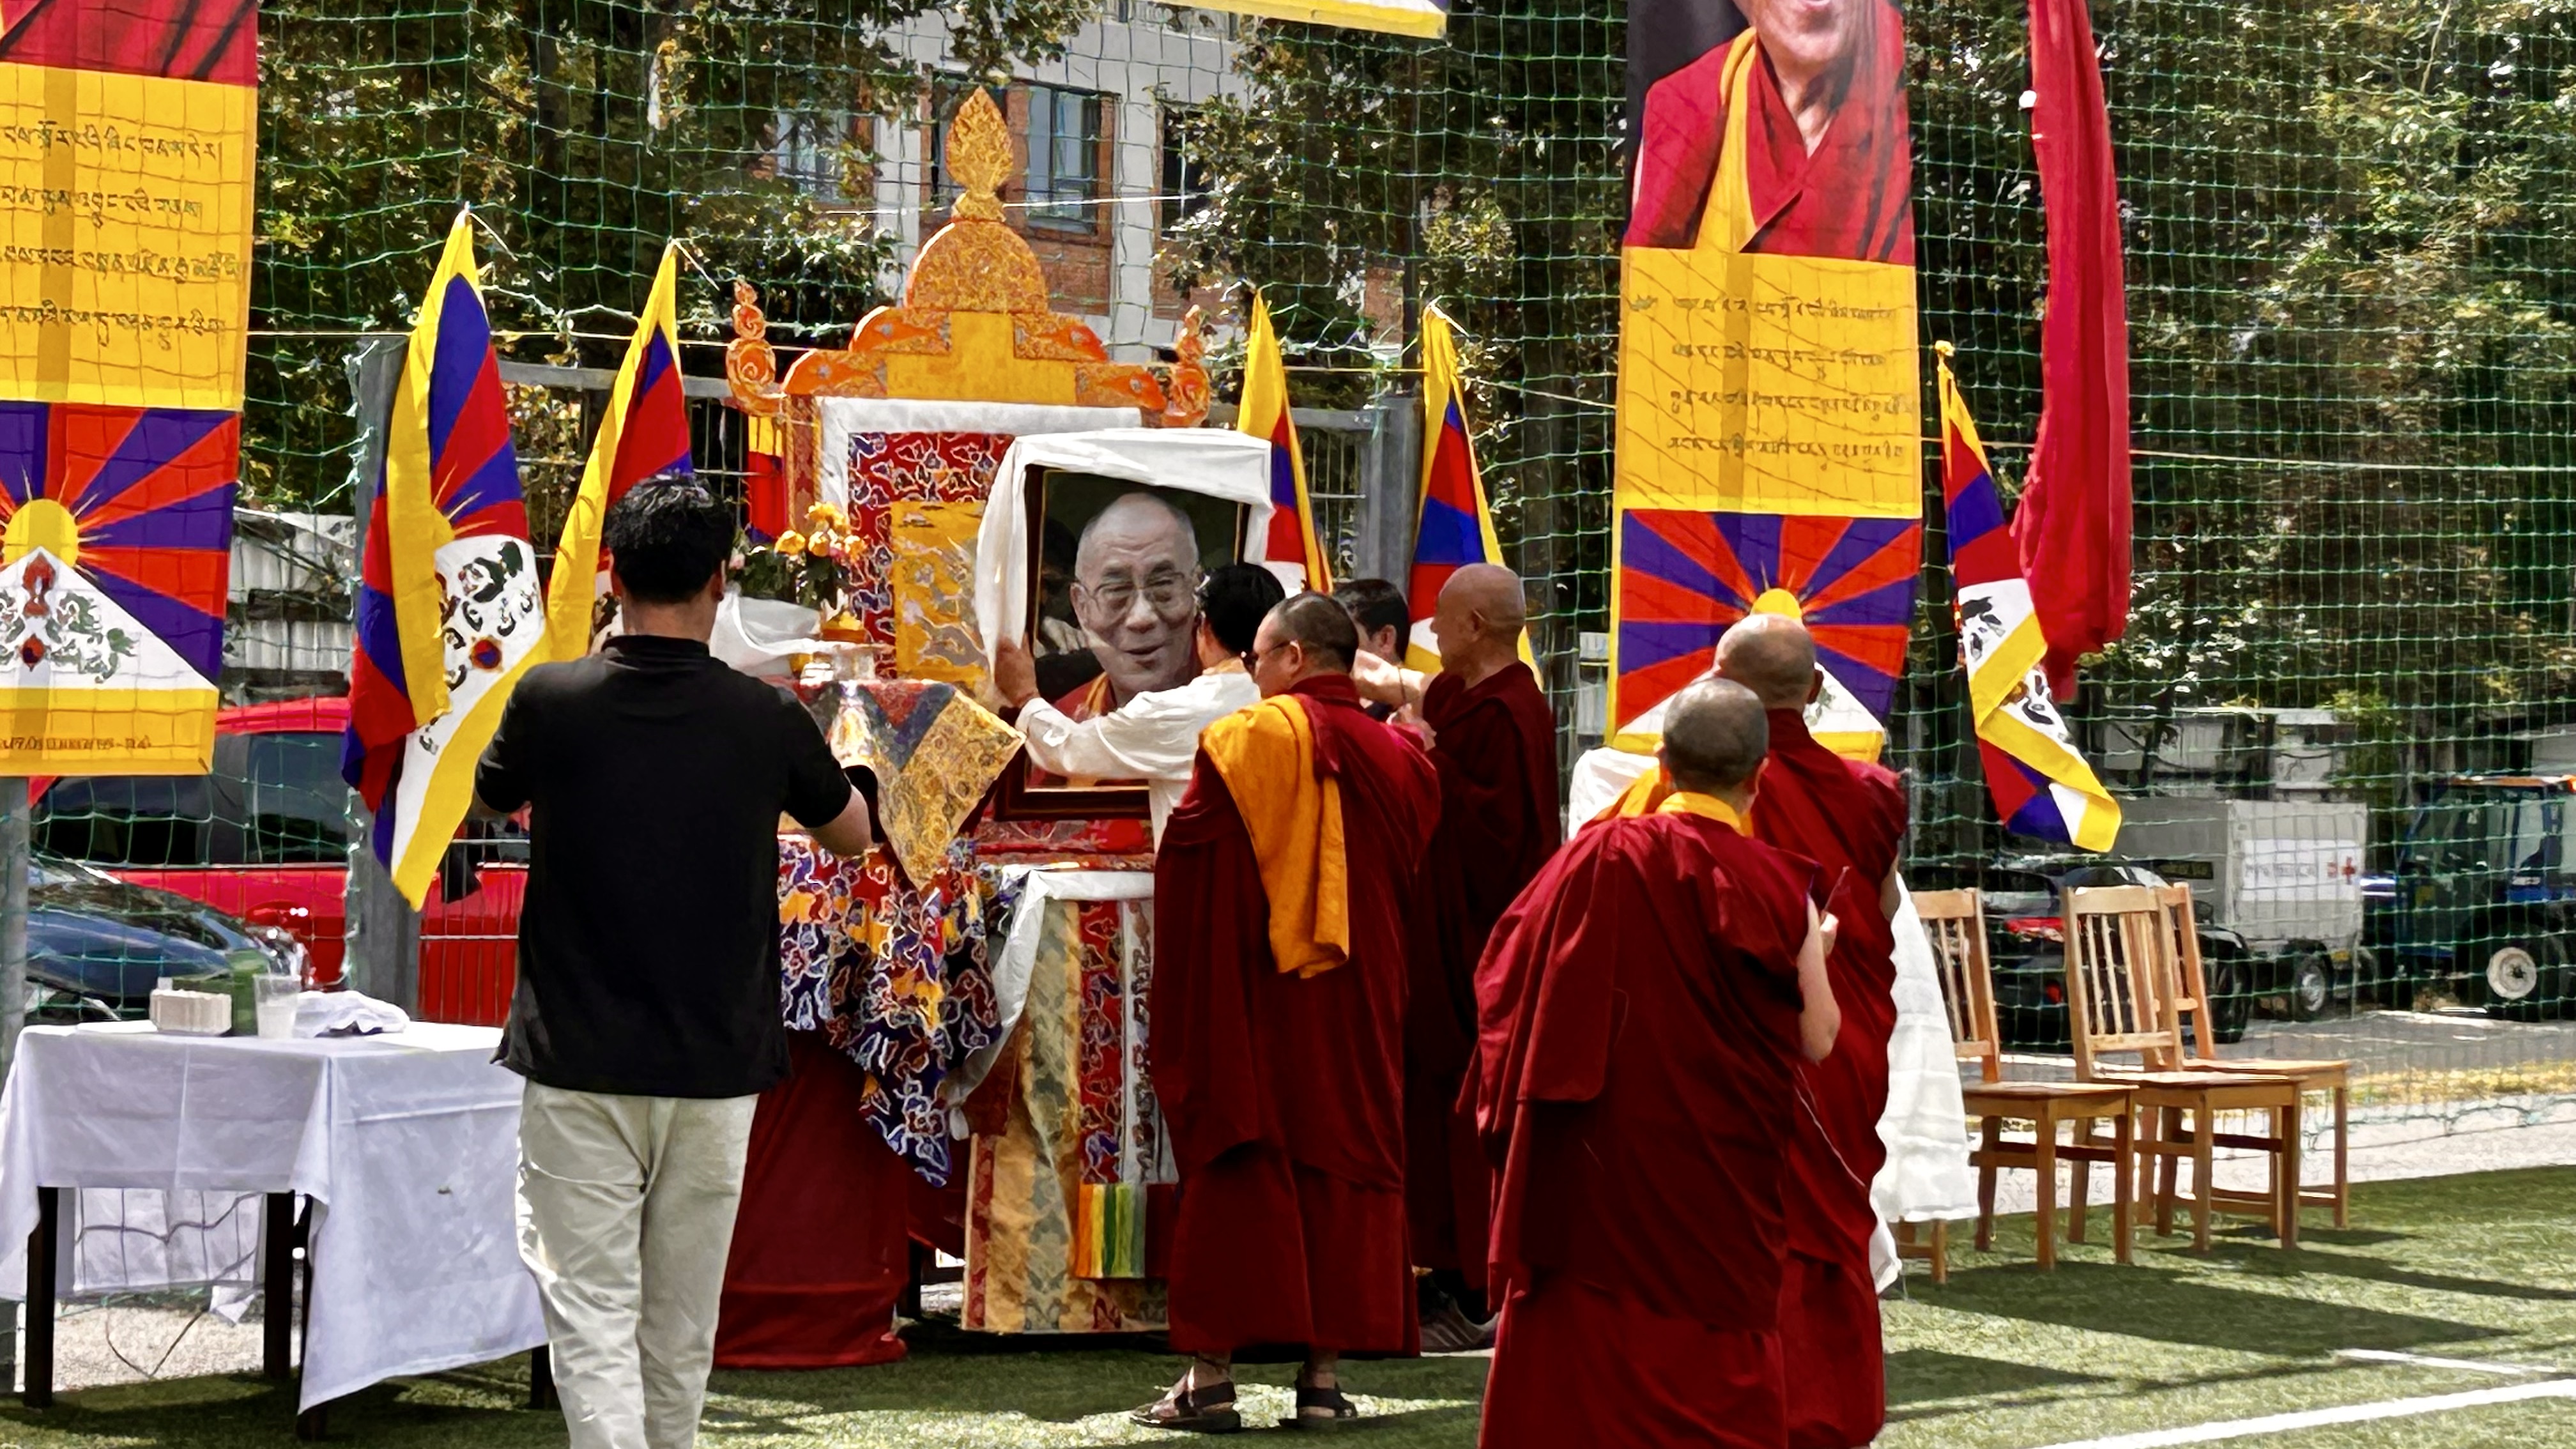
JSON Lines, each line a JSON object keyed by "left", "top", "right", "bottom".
{"left": 19, "top": 0, "right": 2570, "bottom": 1141}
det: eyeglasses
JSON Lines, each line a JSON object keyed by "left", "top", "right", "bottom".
{"left": 1248, "top": 641, "right": 1297, "bottom": 669}
{"left": 1080, "top": 578, "right": 1197, "bottom": 614}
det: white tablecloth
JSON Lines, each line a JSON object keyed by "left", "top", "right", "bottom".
{"left": 0, "top": 1022, "right": 544, "bottom": 1409}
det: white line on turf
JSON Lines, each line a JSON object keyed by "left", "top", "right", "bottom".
{"left": 2334, "top": 1348, "right": 2550, "bottom": 1377}
{"left": 2027, "top": 1380, "right": 2576, "bottom": 1449}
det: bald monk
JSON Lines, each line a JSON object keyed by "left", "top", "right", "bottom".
{"left": 1715, "top": 613, "right": 1906, "bottom": 1449}
{"left": 1402, "top": 564, "right": 1560, "bottom": 1348}
{"left": 1138, "top": 592, "right": 1441, "bottom": 1432}
{"left": 1474, "top": 678, "right": 1840, "bottom": 1449}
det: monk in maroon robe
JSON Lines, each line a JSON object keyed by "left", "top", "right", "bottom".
{"left": 1474, "top": 678, "right": 1841, "bottom": 1449}
{"left": 1138, "top": 593, "right": 1440, "bottom": 1433}
{"left": 1715, "top": 613, "right": 1907, "bottom": 1449}
{"left": 1405, "top": 564, "right": 1560, "bottom": 1347}
{"left": 1627, "top": 0, "right": 1913, "bottom": 261}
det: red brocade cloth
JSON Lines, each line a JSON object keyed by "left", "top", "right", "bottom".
{"left": 715, "top": 1033, "right": 916, "bottom": 1368}
{"left": 1473, "top": 810, "right": 1815, "bottom": 1330}
{"left": 1406, "top": 665, "right": 1560, "bottom": 1285}
{"left": 1151, "top": 675, "right": 1438, "bottom": 1355}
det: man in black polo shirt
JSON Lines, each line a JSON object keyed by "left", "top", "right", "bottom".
{"left": 476, "top": 480, "right": 872, "bottom": 1449}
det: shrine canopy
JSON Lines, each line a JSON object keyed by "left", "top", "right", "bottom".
{"left": 972, "top": 428, "right": 1276, "bottom": 666}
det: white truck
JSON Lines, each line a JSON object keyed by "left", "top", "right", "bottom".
{"left": 2115, "top": 798, "right": 2368, "bottom": 1020}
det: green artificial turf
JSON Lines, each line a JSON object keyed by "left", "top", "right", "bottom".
{"left": 4, "top": 1166, "right": 2570, "bottom": 1448}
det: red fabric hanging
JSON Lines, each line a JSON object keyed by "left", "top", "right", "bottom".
{"left": 715, "top": 1033, "right": 913, "bottom": 1368}
{"left": 2013, "top": 0, "right": 2133, "bottom": 698}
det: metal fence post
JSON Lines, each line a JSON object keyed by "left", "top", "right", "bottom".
{"left": 0, "top": 777, "right": 26, "bottom": 1074}
{"left": 341, "top": 339, "right": 421, "bottom": 1011}
{"left": 1358, "top": 393, "right": 1422, "bottom": 591}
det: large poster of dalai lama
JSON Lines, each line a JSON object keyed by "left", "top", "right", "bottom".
{"left": 1607, "top": 0, "right": 1925, "bottom": 758}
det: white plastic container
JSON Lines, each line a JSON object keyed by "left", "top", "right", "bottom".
{"left": 150, "top": 988, "right": 232, "bottom": 1036}
{"left": 254, "top": 976, "right": 300, "bottom": 1040}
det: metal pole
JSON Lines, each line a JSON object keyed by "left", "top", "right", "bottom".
{"left": 0, "top": 776, "right": 26, "bottom": 1076}
{"left": 0, "top": 774, "right": 26, "bottom": 1390}
{"left": 1359, "top": 395, "right": 1422, "bottom": 590}
{"left": 341, "top": 339, "right": 421, "bottom": 1010}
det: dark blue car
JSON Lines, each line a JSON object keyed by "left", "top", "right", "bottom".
{"left": 23, "top": 852, "right": 304, "bottom": 1019}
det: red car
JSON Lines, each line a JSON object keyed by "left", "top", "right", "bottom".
{"left": 29, "top": 697, "right": 526, "bottom": 1025}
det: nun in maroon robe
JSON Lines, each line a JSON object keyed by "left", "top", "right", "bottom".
{"left": 1142, "top": 617, "right": 1439, "bottom": 1430}
{"left": 1745, "top": 707, "right": 1907, "bottom": 1449}
{"left": 1472, "top": 739, "right": 1834, "bottom": 1449}
{"left": 1627, "top": 0, "right": 1914, "bottom": 262}
{"left": 1406, "top": 661, "right": 1561, "bottom": 1317}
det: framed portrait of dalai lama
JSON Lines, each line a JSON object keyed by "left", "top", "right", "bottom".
{"left": 997, "top": 468, "right": 1249, "bottom": 818}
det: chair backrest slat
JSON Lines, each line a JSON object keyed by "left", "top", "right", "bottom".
{"left": 1913, "top": 889, "right": 2001, "bottom": 1083}
{"left": 2153, "top": 882, "right": 2221, "bottom": 1062}
{"left": 2064, "top": 884, "right": 2186, "bottom": 1077}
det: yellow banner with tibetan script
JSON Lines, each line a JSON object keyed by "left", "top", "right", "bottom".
{"left": 0, "top": 2, "right": 256, "bottom": 776}
{"left": 0, "top": 61, "right": 254, "bottom": 411}
{"left": 1611, "top": 4, "right": 1924, "bottom": 756}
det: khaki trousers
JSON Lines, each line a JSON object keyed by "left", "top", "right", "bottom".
{"left": 516, "top": 1084, "right": 759, "bottom": 1449}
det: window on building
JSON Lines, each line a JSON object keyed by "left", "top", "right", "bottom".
{"left": 773, "top": 111, "right": 854, "bottom": 206}
{"left": 1024, "top": 84, "right": 1102, "bottom": 229}
{"left": 930, "top": 80, "right": 1008, "bottom": 214}
{"left": 1160, "top": 107, "right": 1211, "bottom": 233}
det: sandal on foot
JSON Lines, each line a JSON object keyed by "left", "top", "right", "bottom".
{"left": 1283, "top": 1384, "right": 1359, "bottom": 1429}
{"left": 1130, "top": 1381, "right": 1241, "bottom": 1434}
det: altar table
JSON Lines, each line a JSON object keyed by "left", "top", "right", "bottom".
{"left": 0, "top": 1023, "right": 546, "bottom": 1421}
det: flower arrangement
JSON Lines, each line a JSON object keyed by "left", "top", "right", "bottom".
{"left": 737, "top": 502, "right": 864, "bottom": 631}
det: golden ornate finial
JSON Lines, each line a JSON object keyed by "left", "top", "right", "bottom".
{"left": 944, "top": 89, "right": 1011, "bottom": 224}
{"left": 1162, "top": 305, "right": 1211, "bottom": 427}
{"left": 726, "top": 279, "right": 780, "bottom": 417}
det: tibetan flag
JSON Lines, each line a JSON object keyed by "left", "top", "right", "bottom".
{"left": 1939, "top": 347, "right": 2118, "bottom": 851}
{"left": 342, "top": 212, "right": 547, "bottom": 907}
{"left": 544, "top": 242, "right": 693, "bottom": 661}
{"left": 1405, "top": 305, "right": 1514, "bottom": 671}
{"left": 0, "top": 404, "right": 238, "bottom": 773}
{"left": 1239, "top": 293, "right": 1329, "bottom": 593}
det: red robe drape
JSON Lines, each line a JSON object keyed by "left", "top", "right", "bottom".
{"left": 1471, "top": 810, "right": 1816, "bottom": 1448}
{"left": 1749, "top": 708, "right": 1907, "bottom": 1449}
{"left": 1149, "top": 673, "right": 1440, "bottom": 1356}
{"left": 1406, "top": 664, "right": 1561, "bottom": 1291}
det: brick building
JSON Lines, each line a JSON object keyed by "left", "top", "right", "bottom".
{"left": 770, "top": 3, "right": 1245, "bottom": 363}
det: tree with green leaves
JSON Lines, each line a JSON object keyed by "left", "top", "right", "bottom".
{"left": 250, "top": 0, "right": 1092, "bottom": 509}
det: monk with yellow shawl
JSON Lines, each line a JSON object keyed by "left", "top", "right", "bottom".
{"left": 1138, "top": 592, "right": 1441, "bottom": 1432}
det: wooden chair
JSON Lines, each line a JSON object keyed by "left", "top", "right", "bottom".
{"left": 2152, "top": 884, "right": 2354, "bottom": 1228}
{"left": 1917, "top": 888, "right": 2134, "bottom": 1271}
{"left": 2063, "top": 885, "right": 2303, "bottom": 1252}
